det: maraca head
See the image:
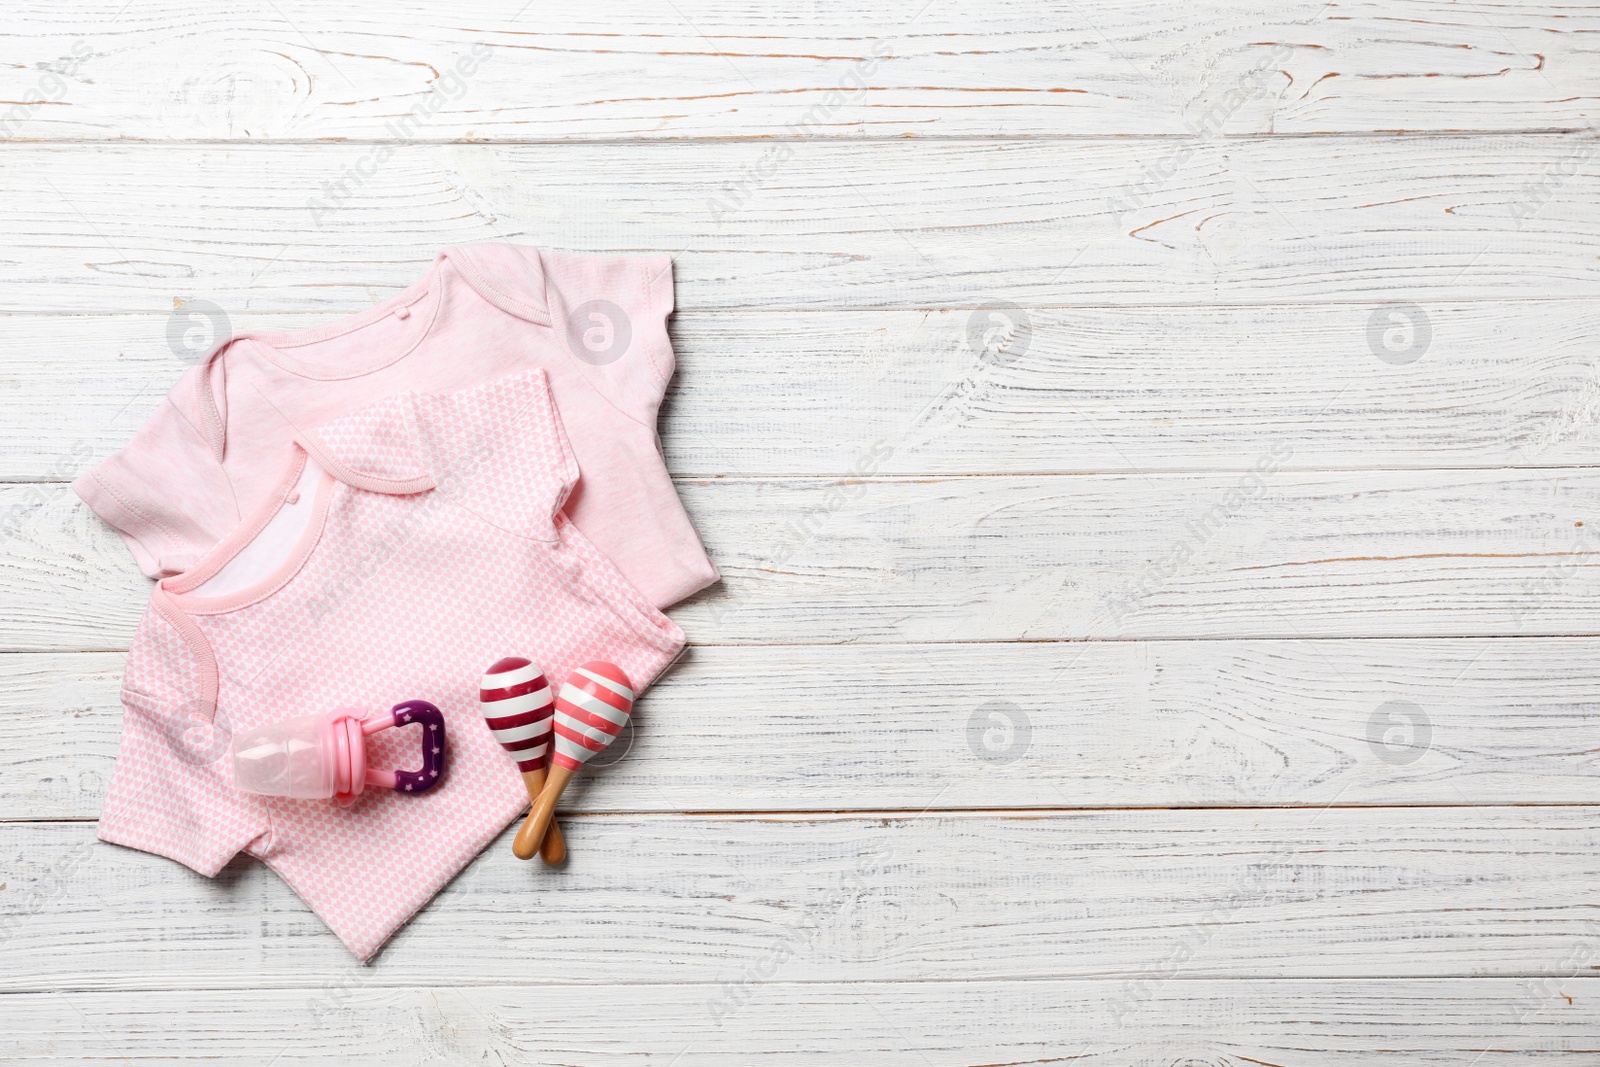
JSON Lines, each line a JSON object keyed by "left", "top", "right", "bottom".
{"left": 479, "top": 656, "right": 555, "bottom": 772}
{"left": 552, "top": 661, "right": 634, "bottom": 771}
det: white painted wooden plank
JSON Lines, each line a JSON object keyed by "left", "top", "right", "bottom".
{"left": 0, "top": 653, "right": 120, "bottom": 820}
{"left": 5, "top": 979, "right": 1597, "bottom": 1064}
{"left": 1, "top": 1, "right": 1594, "bottom": 142}
{"left": 3, "top": 809, "right": 1598, "bottom": 989}
{"left": 0, "top": 138, "right": 1594, "bottom": 312}
{"left": 9, "top": 639, "right": 1600, "bottom": 821}
{"left": 8, "top": 298, "right": 1600, "bottom": 482}
{"left": 0, "top": 480, "right": 146, "bottom": 650}
{"left": 679, "top": 468, "right": 1600, "bottom": 642}
{"left": 11, "top": 466, "right": 1600, "bottom": 649}
{"left": 674, "top": 301, "right": 1600, "bottom": 475}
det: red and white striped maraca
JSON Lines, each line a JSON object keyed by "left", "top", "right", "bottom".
{"left": 479, "top": 656, "right": 566, "bottom": 864}
{"left": 515, "top": 661, "right": 634, "bottom": 859}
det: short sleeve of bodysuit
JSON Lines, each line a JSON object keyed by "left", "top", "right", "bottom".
{"left": 96, "top": 606, "right": 270, "bottom": 876}
{"left": 71, "top": 360, "right": 239, "bottom": 579}
{"left": 454, "top": 243, "right": 676, "bottom": 428}
{"left": 297, "top": 369, "right": 579, "bottom": 544}
{"left": 408, "top": 368, "right": 582, "bottom": 542}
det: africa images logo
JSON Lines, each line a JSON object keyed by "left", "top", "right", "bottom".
{"left": 566, "top": 299, "right": 633, "bottom": 366}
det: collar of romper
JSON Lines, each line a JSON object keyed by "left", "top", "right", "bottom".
{"left": 187, "top": 247, "right": 553, "bottom": 462}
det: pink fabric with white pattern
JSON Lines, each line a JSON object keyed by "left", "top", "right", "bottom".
{"left": 97, "top": 370, "right": 684, "bottom": 960}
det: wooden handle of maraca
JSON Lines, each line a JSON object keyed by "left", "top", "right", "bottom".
{"left": 519, "top": 768, "right": 566, "bottom": 864}
{"left": 514, "top": 763, "right": 574, "bottom": 860}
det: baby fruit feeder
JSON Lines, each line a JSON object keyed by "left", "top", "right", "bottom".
{"left": 231, "top": 700, "right": 447, "bottom": 805}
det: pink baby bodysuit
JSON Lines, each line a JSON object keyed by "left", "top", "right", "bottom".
{"left": 73, "top": 244, "right": 717, "bottom": 609}
{"left": 96, "top": 370, "right": 685, "bottom": 959}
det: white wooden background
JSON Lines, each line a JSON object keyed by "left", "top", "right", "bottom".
{"left": 2, "top": 1, "right": 1600, "bottom": 1062}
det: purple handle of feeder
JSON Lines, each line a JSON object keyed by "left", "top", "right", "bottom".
{"left": 389, "top": 699, "right": 446, "bottom": 795}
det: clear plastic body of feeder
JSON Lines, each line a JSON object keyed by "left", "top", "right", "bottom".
{"left": 231, "top": 713, "right": 337, "bottom": 799}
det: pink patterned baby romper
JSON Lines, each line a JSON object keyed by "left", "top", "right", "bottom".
{"left": 96, "top": 369, "right": 685, "bottom": 959}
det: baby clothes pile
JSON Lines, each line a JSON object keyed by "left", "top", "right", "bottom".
{"left": 74, "top": 245, "right": 716, "bottom": 959}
